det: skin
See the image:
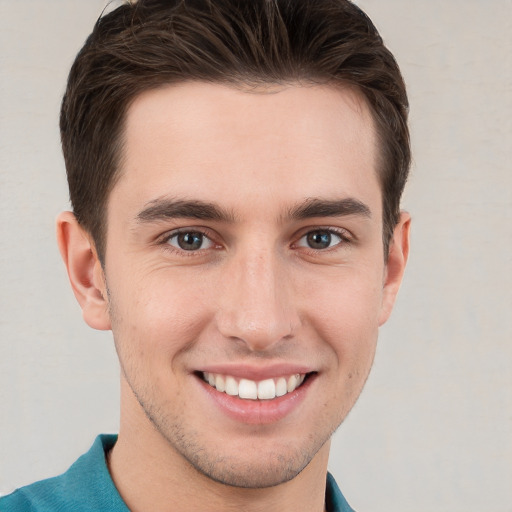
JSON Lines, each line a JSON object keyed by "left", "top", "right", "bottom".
{"left": 57, "top": 82, "right": 410, "bottom": 512}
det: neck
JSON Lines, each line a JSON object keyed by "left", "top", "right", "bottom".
{"left": 108, "top": 385, "right": 330, "bottom": 512}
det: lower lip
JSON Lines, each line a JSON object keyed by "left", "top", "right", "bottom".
{"left": 197, "top": 375, "right": 315, "bottom": 425}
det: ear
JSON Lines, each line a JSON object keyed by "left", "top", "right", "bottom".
{"left": 378, "top": 211, "right": 411, "bottom": 326}
{"left": 56, "top": 211, "right": 111, "bottom": 331}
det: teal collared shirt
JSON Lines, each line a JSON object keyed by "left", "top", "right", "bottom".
{"left": 1, "top": 434, "right": 355, "bottom": 511}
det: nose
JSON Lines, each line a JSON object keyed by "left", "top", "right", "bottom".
{"left": 215, "top": 248, "right": 300, "bottom": 352}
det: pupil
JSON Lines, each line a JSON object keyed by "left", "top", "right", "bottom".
{"left": 307, "top": 231, "right": 331, "bottom": 249}
{"left": 178, "top": 232, "right": 202, "bottom": 250}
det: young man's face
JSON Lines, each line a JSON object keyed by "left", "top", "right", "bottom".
{"left": 88, "top": 82, "right": 408, "bottom": 487}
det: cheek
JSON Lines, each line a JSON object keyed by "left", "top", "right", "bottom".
{"left": 317, "top": 303, "right": 378, "bottom": 375}
{"left": 106, "top": 267, "right": 214, "bottom": 364}
{"left": 306, "top": 267, "right": 384, "bottom": 335}
{"left": 304, "top": 269, "right": 382, "bottom": 387}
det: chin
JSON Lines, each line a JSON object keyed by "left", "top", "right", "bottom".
{"left": 153, "top": 414, "right": 330, "bottom": 490}
{"left": 182, "top": 446, "right": 314, "bottom": 489}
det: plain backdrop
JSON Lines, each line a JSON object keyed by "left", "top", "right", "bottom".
{"left": 0, "top": 1, "right": 511, "bottom": 511}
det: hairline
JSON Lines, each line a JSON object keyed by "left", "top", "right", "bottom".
{"left": 90, "top": 78, "right": 392, "bottom": 265}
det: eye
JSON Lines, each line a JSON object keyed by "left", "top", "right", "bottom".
{"left": 296, "top": 229, "right": 345, "bottom": 250}
{"left": 166, "top": 231, "right": 214, "bottom": 251}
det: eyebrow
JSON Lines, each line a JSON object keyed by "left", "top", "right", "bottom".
{"left": 135, "top": 196, "right": 371, "bottom": 225}
{"left": 136, "top": 198, "right": 237, "bottom": 223}
{"left": 287, "top": 197, "right": 372, "bottom": 220}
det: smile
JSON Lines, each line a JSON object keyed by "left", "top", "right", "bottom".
{"left": 202, "top": 372, "right": 307, "bottom": 400}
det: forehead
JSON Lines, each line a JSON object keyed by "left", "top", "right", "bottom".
{"left": 113, "top": 81, "right": 380, "bottom": 218}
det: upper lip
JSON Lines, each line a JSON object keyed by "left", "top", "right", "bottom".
{"left": 195, "top": 363, "right": 315, "bottom": 381}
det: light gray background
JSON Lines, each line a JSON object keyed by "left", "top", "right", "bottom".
{"left": 1, "top": 1, "right": 511, "bottom": 511}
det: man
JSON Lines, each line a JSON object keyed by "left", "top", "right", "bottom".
{"left": 1, "top": 0, "right": 410, "bottom": 510}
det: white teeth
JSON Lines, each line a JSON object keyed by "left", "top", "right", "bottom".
{"left": 225, "top": 376, "right": 238, "bottom": 396}
{"left": 215, "top": 374, "right": 226, "bottom": 393}
{"left": 257, "top": 378, "right": 276, "bottom": 400}
{"left": 239, "top": 379, "right": 258, "bottom": 399}
{"left": 287, "top": 374, "right": 300, "bottom": 393}
{"left": 275, "top": 377, "right": 287, "bottom": 397}
{"left": 202, "top": 372, "right": 308, "bottom": 400}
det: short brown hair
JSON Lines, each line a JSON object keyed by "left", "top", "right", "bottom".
{"left": 60, "top": 0, "right": 410, "bottom": 261}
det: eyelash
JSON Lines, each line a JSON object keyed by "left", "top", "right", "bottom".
{"left": 294, "top": 227, "right": 352, "bottom": 253}
{"left": 159, "top": 228, "right": 218, "bottom": 255}
{"left": 158, "top": 226, "right": 353, "bottom": 256}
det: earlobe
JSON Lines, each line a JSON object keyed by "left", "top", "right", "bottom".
{"left": 378, "top": 212, "right": 411, "bottom": 326}
{"left": 56, "top": 211, "right": 111, "bottom": 331}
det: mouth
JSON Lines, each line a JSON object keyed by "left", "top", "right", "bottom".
{"left": 195, "top": 368, "right": 316, "bottom": 424}
{"left": 200, "top": 371, "right": 310, "bottom": 400}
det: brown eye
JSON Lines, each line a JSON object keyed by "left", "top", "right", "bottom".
{"left": 167, "top": 231, "right": 213, "bottom": 251}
